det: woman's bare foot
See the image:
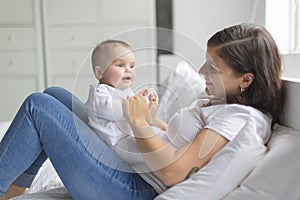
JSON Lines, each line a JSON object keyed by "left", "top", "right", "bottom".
{"left": 0, "top": 184, "right": 26, "bottom": 200}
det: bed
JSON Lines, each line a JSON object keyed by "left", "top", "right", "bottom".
{"left": 1, "top": 61, "right": 300, "bottom": 200}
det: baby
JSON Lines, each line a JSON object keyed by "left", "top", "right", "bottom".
{"left": 85, "top": 40, "right": 216, "bottom": 168}
{"left": 85, "top": 40, "right": 166, "bottom": 164}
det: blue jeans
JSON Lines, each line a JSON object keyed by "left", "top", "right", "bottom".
{"left": 0, "top": 87, "right": 158, "bottom": 199}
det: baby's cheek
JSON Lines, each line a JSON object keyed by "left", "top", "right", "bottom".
{"left": 132, "top": 71, "right": 136, "bottom": 80}
{"left": 112, "top": 76, "right": 123, "bottom": 86}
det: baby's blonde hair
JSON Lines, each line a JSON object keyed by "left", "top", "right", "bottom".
{"left": 91, "top": 39, "right": 133, "bottom": 74}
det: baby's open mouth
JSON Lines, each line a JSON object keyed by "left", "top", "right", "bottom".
{"left": 122, "top": 77, "right": 131, "bottom": 80}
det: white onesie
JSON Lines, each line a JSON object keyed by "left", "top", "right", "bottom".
{"left": 85, "top": 84, "right": 144, "bottom": 164}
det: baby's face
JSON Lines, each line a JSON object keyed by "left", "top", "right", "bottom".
{"left": 100, "top": 46, "right": 136, "bottom": 90}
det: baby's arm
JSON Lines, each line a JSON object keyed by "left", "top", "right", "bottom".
{"left": 140, "top": 88, "right": 167, "bottom": 131}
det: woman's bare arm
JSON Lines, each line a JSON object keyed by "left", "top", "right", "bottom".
{"left": 123, "top": 94, "right": 228, "bottom": 186}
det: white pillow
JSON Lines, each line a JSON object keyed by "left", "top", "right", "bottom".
{"left": 223, "top": 124, "right": 300, "bottom": 200}
{"left": 155, "top": 121, "right": 267, "bottom": 200}
{"left": 157, "top": 60, "right": 206, "bottom": 121}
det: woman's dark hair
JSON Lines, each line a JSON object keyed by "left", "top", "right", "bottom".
{"left": 207, "top": 23, "right": 283, "bottom": 126}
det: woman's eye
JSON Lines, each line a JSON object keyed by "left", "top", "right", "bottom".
{"left": 208, "top": 64, "right": 218, "bottom": 72}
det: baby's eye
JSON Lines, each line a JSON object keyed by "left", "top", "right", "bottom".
{"left": 130, "top": 65, "right": 135, "bottom": 68}
{"left": 115, "top": 64, "right": 123, "bottom": 67}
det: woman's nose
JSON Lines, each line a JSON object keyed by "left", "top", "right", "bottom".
{"left": 199, "top": 64, "right": 207, "bottom": 75}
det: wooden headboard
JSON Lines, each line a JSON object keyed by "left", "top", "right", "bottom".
{"left": 282, "top": 77, "right": 300, "bottom": 131}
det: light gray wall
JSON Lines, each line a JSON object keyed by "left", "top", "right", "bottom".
{"left": 172, "top": 0, "right": 265, "bottom": 70}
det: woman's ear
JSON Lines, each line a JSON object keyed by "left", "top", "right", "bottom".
{"left": 240, "top": 72, "right": 254, "bottom": 89}
{"left": 95, "top": 66, "right": 103, "bottom": 80}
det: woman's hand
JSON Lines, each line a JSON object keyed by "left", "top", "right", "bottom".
{"left": 123, "top": 94, "right": 154, "bottom": 138}
{"left": 123, "top": 94, "right": 149, "bottom": 127}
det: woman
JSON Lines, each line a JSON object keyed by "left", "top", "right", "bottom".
{"left": 0, "top": 23, "right": 283, "bottom": 199}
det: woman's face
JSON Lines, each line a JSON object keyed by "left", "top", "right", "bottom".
{"left": 199, "top": 46, "right": 243, "bottom": 98}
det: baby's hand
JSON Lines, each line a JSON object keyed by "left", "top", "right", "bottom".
{"left": 198, "top": 98, "right": 211, "bottom": 107}
{"left": 144, "top": 91, "right": 158, "bottom": 107}
{"left": 195, "top": 97, "right": 225, "bottom": 107}
{"left": 143, "top": 90, "right": 166, "bottom": 130}
{"left": 138, "top": 88, "right": 158, "bottom": 107}
{"left": 141, "top": 89, "right": 158, "bottom": 124}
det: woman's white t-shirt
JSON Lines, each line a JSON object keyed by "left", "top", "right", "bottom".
{"left": 165, "top": 99, "right": 272, "bottom": 148}
{"left": 136, "top": 99, "right": 272, "bottom": 194}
